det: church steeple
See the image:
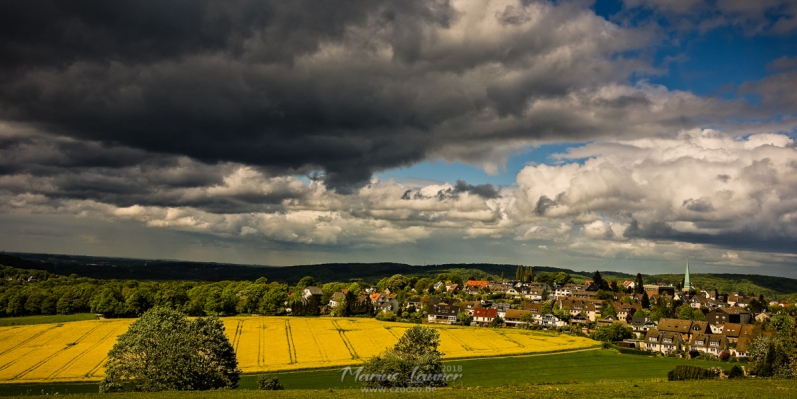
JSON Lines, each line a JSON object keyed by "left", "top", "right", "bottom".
{"left": 683, "top": 258, "right": 692, "bottom": 293}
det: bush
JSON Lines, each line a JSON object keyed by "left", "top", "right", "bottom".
{"left": 375, "top": 311, "right": 397, "bottom": 322}
{"left": 667, "top": 365, "right": 716, "bottom": 381}
{"left": 257, "top": 376, "right": 284, "bottom": 390}
{"left": 688, "top": 349, "right": 700, "bottom": 359}
{"left": 591, "top": 323, "right": 633, "bottom": 342}
{"left": 719, "top": 350, "right": 730, "bottom": 361}
{"left": 728, "top": 365, "right": 745, "bottom": 379}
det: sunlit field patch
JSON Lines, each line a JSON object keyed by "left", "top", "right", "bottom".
{"left": 0, "top": 316, "right": 596, "bottom": 383}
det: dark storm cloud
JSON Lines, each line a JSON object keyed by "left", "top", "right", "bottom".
{"left": 453, "top": 180, "right": 499, "bottom": 199}
{"left": 0, "top": 0, "right": 721, "bottom": 193}
{"left": 0, "top": 0, "right": 460, "bottom": 192}
{"left": 0, "top": 131, "right": 308, "bottom": 213}
{"left": 682, "top": 198, "right": 714, "bottom": 213}
{"left": 623, "top": 219, "right": 797, "bottom": 254}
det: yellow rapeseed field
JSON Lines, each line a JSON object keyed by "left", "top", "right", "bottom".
{"left": 0, "top": 316, "right": 596, "bottom": 383}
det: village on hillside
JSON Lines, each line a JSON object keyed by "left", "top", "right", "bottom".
{"left": 318, "top": 263, "right": 775, "bottom": 360}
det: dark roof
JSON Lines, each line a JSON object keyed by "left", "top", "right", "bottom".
{"left": 430, "top": 305, "right": 459, "bottom": 316}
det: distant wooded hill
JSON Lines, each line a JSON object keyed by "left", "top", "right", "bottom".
{"left": 4, "top": 252, "right": 797, "bottom": 298}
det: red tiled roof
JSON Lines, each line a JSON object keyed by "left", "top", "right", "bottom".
{"left": 466, "top": 280, "right": 490, "bottom": 288}
{"left": 473, "top": 308, "right": 497, "bottom": 317}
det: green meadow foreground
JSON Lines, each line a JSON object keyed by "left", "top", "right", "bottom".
{"left": 5, "top": 380, "right": 796, "bottom": 399}
{"left": 0, "top": 349, "right": 756, "bottom": 396}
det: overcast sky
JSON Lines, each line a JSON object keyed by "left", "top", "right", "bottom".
{"left": 1, "top": 0, "right": 796, "bottom": 276}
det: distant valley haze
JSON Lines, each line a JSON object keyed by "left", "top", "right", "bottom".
{"left": 0, "top": 0, "right": 796, "bottom": 277}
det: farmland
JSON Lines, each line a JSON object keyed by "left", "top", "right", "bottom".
{"left": 0, "top": 316, "right": 597, "bottom": 383}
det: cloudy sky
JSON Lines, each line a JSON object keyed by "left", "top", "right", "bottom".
{"left": 1, "top": 0, "right": 796, "bottom": 276}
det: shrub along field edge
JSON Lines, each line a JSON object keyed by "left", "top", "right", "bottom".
{"left": 0, "top": 314, "right": 98, "bottom": 327}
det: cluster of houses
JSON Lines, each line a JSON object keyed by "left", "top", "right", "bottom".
{"left": 320, "top": 274, "right": 774, "bottom": 359}
{"left": 638, "top": 317, "right": 756, "bottom": 357}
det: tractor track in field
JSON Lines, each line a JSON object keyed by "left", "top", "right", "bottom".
{"left": 441, "top": 330, "right": 474, "bottom": 352}
{"left": 231, "top": 320, "right": 244, "bottom": 353}
{"left": 257, "top": 320, "right": 265, "bottom": 368}
{"left": 11, "top": 323, "right": 103, "bottom": 380}
{"left": 0, "top": 325, "right": 60, "bottom": 358}
{"left": 284, "top": 320, "right": 298, "bottom": 364}
{"left": 46, "top": 322, "right": 126, "bottom": 380}
{"left": 332, "top": 320, "right": 359, "bottom": 360}
{"left": 495, "top": 330, "right": 526, "bottom": 348}
{"left": 0, "top": 325, "right": 75, "bottom": 373}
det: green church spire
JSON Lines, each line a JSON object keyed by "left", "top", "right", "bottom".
{"left": 683, "top": 258, "right": 691, "bottom": 292}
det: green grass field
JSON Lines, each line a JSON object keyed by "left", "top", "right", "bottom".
{"left": 0, "top": 349, "right": 749, "bottom": 396}
{"left": 0, "top": 314, "right": 98, "bottom": 327}
{"left": 4, "top": 380, "right": 796, "bottom": 399}
{"left": 247, "top": 348, "right": 745, "bottom": 390}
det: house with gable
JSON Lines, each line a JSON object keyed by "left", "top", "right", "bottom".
{"left": 540, "top": 313, "right": 565, "bottom": 329}
{"left": 465, "top": 280, "right": 489, "bottom": 294}
{"left": 558, "top": 298, "right": 598, "bottom": 321}
{"left": 732, "top": 325, "right": 756, "bottom": 357}
{"left": 630, "top": 316, "right": 655, "bottom": 333}
{"left": 613, "top": 302, "right": 642, "bottom": 323}
{"left": 328, "top": 292, "right": 346, "bottom": 308}
{"left": 427, "top": 305, "right": 460, "bottom": 324}
{"left": 707, "top": 308, "right": 752, "bottom": 327}
{"left": 492, "top": 302, "right": 511, "bottom": 319}
{"left": 504, "top": 309, "right": 532, "bottom": 328}
{"left": 379, "top": 297, "right": 400, "bottom": 314}
{"left": 689, "top": 333, "right": 728, "bottom": 356}
{"left": 553, "top": 283, "right": 577, "bottom": 298}
{"left": 656, "top": 318, "right": 694, "bottom": 342}
{"left": 523, "top": 302, "right": 544, "bottom": 322}
{"left": 303, "top": 286, "right": 323, "bottom": 303}
{"left": 643, "top": 329, "right": 684, "bottom": 354}
{"left": 473, "top": 307, "right": 498, "bottom": 324}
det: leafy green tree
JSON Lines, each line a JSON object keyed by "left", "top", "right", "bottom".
{"left": 749, "top": 335, "right": 789, "bottom": 377}
{"left": 555, "top": 306, "right": 572, "bottom": 322}
{"left": 458, "top": 312, "right": 472, "bottom": 326}
{"left": 592, "top": 271, "right": 609, "bottom": 291}
{"left": 90, "top": 286, "right": 125, "bottom": 317}
{"left": 520, "top": 312, "right": 536, "bottom": 329}
{"left": 360, "top": 326, "right": 446, "bottom": 388}
{"left": 592, "top": 323, "right": 633, "bottom": 342}
{"left": 541, "top": 301, "right": 553, "bottom": 315}
{"left": 100, "top": 307, "right": 240, "bottom": 392}
{"left": 634, "top": 273, "right": 645, "bottom": 294}
{"left": 678, "top": 304, "right": 694, "bottom": 320}
{"left": 296, "top": 276, "right": 316, "bottom": 290}
{"left": 596, "top": 290, "right": 614, "bottom": 300}
{"left": 599, "top": 301, "right": 617, "bottom": 319}
{"left": 385, "top": 274, "right": 409, "bottom": 292}
{"left": 259, "top": 285, "right": 287, "bottom": 315}
{"left": 124, "top": 288, "right": 151, "bottom": 316}
{"left": 641, "top": 291, "right": 650, "bottom": 309}
{"left": 553, "top": 271, "right": 571, "bottom": 285}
